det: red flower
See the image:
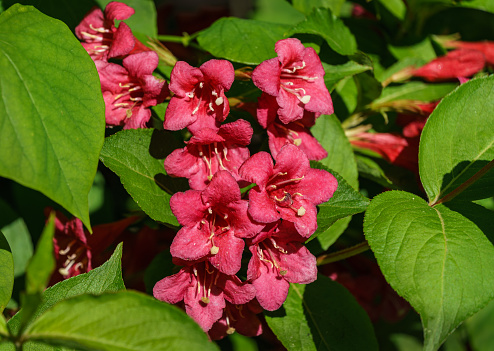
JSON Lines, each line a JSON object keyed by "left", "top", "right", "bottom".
{"left": 164, "top": 60, "right": 234, "bottom": 134}
{"left": 257, "top": 93, "right": 327, "bottom": 160}
{"left": 208, "top": 300, "right": 263, "bottom": 340}
{"left": 164, "top": 119, "right": 252, "bottom": 190}
{"left": 447, "top": 40, "right": 494, "bottom": 67}
{"left": 96, "top": 51, "right": 168, "bottom": 129}
{"left": 247, "top": 221, "right": 317, "bottom": 311}
{"left": 252, "top": 38, "right": 333, "bottom": 124}
{"left": 169, "top": 171, "right": 264, "bottom": 275}
{"left": 350, "top": 132, "right": 409, "bottom": 163}
{"left": 153, "top": 261, "right": 256, "bottom": 332}
{"left": 75, "top": 2, "right": 136, "bottom": 61}
{"left": 240, "top": 144, "right": 338, "bottom": 237}
{"left": 412, "top": 49, "right": 485, "bottom": 82}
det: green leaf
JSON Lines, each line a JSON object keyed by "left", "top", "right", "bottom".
{"left": 22, "top": 291, "right": 219, "bottom": 351}
{"left": 99, "top": 129, "right": 179, "bottom": 226}
{"left": 0, "top": 5, "right": 105, "bottom": 230}
{"left": 355, "top": 154, "right": 395, "bottom": 188}
{"left": 196, "top": 17, "right": 290, "bottom": 65}
{"left": 459, "top": 0, "right": 494, "bottom": 13}
{"left": 0, "top": 231, "right": 13, "bottom": 314}
{"left": 373, "top": 82, "right": 457, "bottom": 105}
{"left": 364, "top": 191, "right": 494, "bottom": 351}
{"left": 419, "top": 76, "right": 494, "bottom": 204}
{"left": 265, "top": 275, "right": 378, "bottom": 351}
{"left": 323, "top": 60, "right": 372, "bottom": 93}
{"left": 25, "top": 213, "right": 55, "bottom": 296}
{"left": 310, "top": 162, "right": 369, "bottom": 238}
{"left": 95, "top": 0, "right": 157, "bottom": 38}
{"left": 0, "top": 314, "right": 7, "bottom": 338}
{"left": 250, "top": 0, "right": 305, "bottom": 25}
{"left": 466, "top": 298, "right": 494, "bottom": 351}
{"left": 288, "top": 8, "right": 357, "bottom": 56}
{"left": 8, "top": 243, "right": 125, "bottom": 337}
{"left": 388, "top": 38, "right": 436, "bottom": 61}
{"left": 376, "top": 0, "right": 406, "bottom": 20}
{"left": 292, "top": 0, "right": 345, "bottom": 16}
{"left": 354, "top": 72, "right": 382, "bottom": 111}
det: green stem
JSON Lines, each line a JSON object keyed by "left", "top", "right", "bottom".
{"left": 433, "top": 159, "right": 494, "bottom": 206}
{"left": 316, "top": 241, "right": 370, "bottom": 266}
{"left": 156, "top": 33, "right": 202, "bottom": 50}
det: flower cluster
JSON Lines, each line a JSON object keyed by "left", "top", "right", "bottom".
{"left": 76, "top": 2, "right": 168, "bottom": 129}
{"left": 154, "top": 38, "right": 338, "bottom": 339}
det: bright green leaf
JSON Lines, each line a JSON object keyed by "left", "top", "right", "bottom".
{"left": 288, "top": 8, "right": 357, "bottom": 55}
{"left": 388, "top": 38, "right": 436, "bottom": 61}
{"left": 95, "top": 0, "right": 157, "bottom": 38}
{"left": 310, "top": 162, "right": 369, "bottom": 239}
{"left": 25, "top": 213, "right": 55, "bottom": 296}
{"left": 0, "top": 231, "right": 13, "bottom": 314}
{"left": 99, "top": 129, "right": 180, "bottom": 226}
{"left": 265, "top": 275, "right": 378, "bottom": 351}
{"left": 8, "top": 243, "right": 125, "bottom": 337}
{"left": 0, "top": 5, "right": 105, "bottom": 230}
{"left": 250, "top": 0, "right": 305, "bottom": 25}
{"left": 23, "top": 291, "right": 218, "bottom": 351}
{"left": 323, "top": 60, "right": 372, "bottom": 92}
{"left": 459, "top": 0, "right": 494, "bottom": 13}
{"left": 419, "top": 76, "right": 494, "bottom": 204}
{"left": 377, "top": 0, "right": 406, "bottom": 20}
{"left": 292, "top": 0, "right": 345, "bottom": 16}
{"left": 197, "top": 17, "right": 290, "bottom": 64}
{"left": 364, "top": 191, "right": 494, "bottom": 351}
{"left": 373, "top": 82, "right": 457, "bottom": 105}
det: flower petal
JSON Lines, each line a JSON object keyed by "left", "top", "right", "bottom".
{"left": 252, "top": 57, "right": 281, "bottom": 96}
{"left": 170, "top": 190, "right": 207, "bottom": 226}
{"left": 108, "top": 22, "right": 135, "bottom": 59}
{"left": 153, "top": 268, "right": 191, "bottom": 304}
{"left": 170, "top": 225, "right": 210, "bottom": 261}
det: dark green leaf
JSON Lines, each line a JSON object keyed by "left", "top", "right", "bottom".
{"left": 0, "top": 231, "right": 13, "bottom": 314}
{"left": 466, "top": 298, "right": 494, "bottom": 351}
{"left": 419, "top": 76, "right": 494, "bottom": 204}
{"left": 8, "top": 244, "right": 125, "bottom": 337}
{"left": 376, "top": 0, "right": 406, "bottom": 20}
{"left": 99, "top": 129, "right": 179, "bottom": 226}
{"left": 95, "top": 0, "right": 157, "bottom": 38}
{"left": 196, "top": 17, "right": 290, "bottom": 64}
{"left": 250, "top": 0, "right": 305, "bottom": 25}
{"left": 354, "top": 72, "right": 382, "bottom": 111}
{"left": 310, "top": 162, "right": 369, "bottom": 238}
{"left": 23, "top": 291, "right": 219, "bottom": 351}
{"left": 288, "top": 8, "right": 357, "bottom": 55}
{"left": 364, "top": 191, "right": 494, "bottom": 351}
{"left": 265, "top": 275, "right": 378, "bottom": 351}
{"left": 0, "top": 5, "right": 105, "bottom": 230}
{"left": 292, "top": 0, "right": 345, "bottom": 16}
{"left": 388, "top": 38, "right": 436, "bottom": 61}
{"left": 355, "top": 154, "right": 395, "bottom": 188}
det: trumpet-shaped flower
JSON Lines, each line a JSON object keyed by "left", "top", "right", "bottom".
{"left": 240, "top": 144, "right": 337, "bottom": 237}
{"left": 164, "top": 119, "right": 252, "bottom": 190}
{"left": 252, "top": 38, "right": 333, "bottom": 124}
{"left": 153, "top": 261, "right": 256, "bottom": 332}
{"left": 164, "top": 60, "right": 234, "bottom": 134}
{"left": 247, "top": 221, "right": 317, "bottom": 311}
{"left": 96, "top": 51, "right": 168, "bottom": 129}
{"left": 169, "top": 171, "right": 264, "bottom": 275}
{"left": 75, "top": 2, "right": 136, "bottom": 61}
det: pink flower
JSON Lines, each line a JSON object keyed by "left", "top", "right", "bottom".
{"left": 412, "top": 49, "right": 485, "bottom": 82}
{"left": 164, "top": 119, "right": 252, "bottom": 190}
{"left": 153, "top": 261, "right": 256, "bottom": 332}
{"left": 169, "top": 171, "right": 264, "bottom": 275}
{"left": 350, "top": 132, "right": 409, "bottom": 163}
{"left": 208, "top": 300, "right": 263, "bottom": 340}
{"left": 447, "top": 40, "right": 494, "bottom": 67}
{"left": 164, "top": 60, "right": 234, "bottom": 134}
{"left": 247, "top": 221, "right": 317, "bottom": 311}
{"left": 96, "top": 51, "right": 168, "bottom": 129}
{"left": 257, "top": 93, "right": 327, "bottom": 160}
{"left": 75, "top": 2, "right": 136, "bottom": 61}
{"left": 252, "top": 38, "right": 333, "bottom": 124}
{"left": 239, "top": 144, "right": 338, "bottom": 237}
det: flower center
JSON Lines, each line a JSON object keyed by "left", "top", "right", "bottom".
{"left": 257, "top": 239, "right": 288, "bottom": 276}
{"left": 186, "top": 81, "right": 224, "bottom": 116}
{"left": 197, "top": 142, "right": 230, "bottom": 181}
{"left": 113, "top": 82, "right": 144, "bottom": 118}
{"left": 266, "top": 172, "right": 306, "bottom": 216}
{"left": 199, "top": 207, "right": 231, "bottom": 255}
{"left": 57, "top": 239, "right": 88, "bottom": 277}
{"left": 193, "top": 262, "right": 219, "bottom": 305}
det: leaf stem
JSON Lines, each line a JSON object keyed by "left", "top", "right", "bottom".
{"left": 316, "top": 241, "right": 370, "bottom": 266}
{"left": 432, "top": 159, "right": 494, "bottom": 206}
{"left": 156, "top": 33, "right": 201, "bottom": 50}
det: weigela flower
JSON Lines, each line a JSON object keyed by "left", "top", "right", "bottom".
{"left": 208, "top": 300, "right": 263, "bottom": 340}
{"left": 164, "top": 119, "right": 253, "bottom": 190}
{"left": 412, "top": 49, "right": 485, "bottom": 81}
{"left": 96, "top": 51, "right": 168, "bottom": 129}
{"left": 247, "top": 221, "right": 317, "bottom": 311}
{"left": 349, "top": 132, "right": 409, "bottom": 164}
{"left": 252, "top": 38, "right": 333, "bottom": 124}
{"left": 169, "top": 171, "right": 264, "bottom": 275}
{"left": 239, "top": 144, "right": 338, "bottom": 237}
{"left": 446, "top": 40, "right": 494, "bottom": 67}
{"left": 153, "top": 261, "right": 256, "bottom": 332}
{"left": 75, "top": 2, "right": 136, "bottom": 61}
{"left": 164, "top": 60, "right": 234, "bottom": 134}
{"left": 257, "top": 93, "right": 327, "bottom": 160}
